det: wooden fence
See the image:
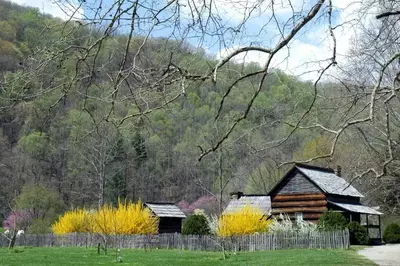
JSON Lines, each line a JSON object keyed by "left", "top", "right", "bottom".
{"left": 0, "top": 230, "right": 350, "bottom": 251}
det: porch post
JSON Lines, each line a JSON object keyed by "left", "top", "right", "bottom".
{"left": 366, "top": 214, "right": 369, "bottom": 236}
{"left": 378, "top": 215, "right": 382, "bottom": 240}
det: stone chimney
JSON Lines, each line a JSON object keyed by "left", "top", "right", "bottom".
{"left": 230, "top": 191, "right": 244, "bottom": 200}
{"left": 335, "top": 165, "right": 342, "bottom": 177}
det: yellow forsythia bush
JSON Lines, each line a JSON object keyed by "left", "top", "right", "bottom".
{"left": 52, "top": 208, "right": 94, "bottom": 234}
{"left": 217, "top": 204, "right": 272, "bottom": 237}
{"left": 52, "top": 200, "right": 158, "bottom": 235}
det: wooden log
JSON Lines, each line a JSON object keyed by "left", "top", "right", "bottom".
{"left": 272, "top": 206, "right": 327, "bottom": 213}
{"left": 276, "top": 213, "right": 323, "bottom": 220}
{"left": 272, "top": 193, "right": 326, "bottom": 202}
{"left": 272, "top": 200, "right": 327, "bottom": 208}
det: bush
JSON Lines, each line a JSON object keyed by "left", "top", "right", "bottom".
{"left": 52, "top": 208, "right": 93, "bottom": 234}
{"left": 383, "top": 223, "right": 400, "bottom": 243}
{"left": 217, "top": 205, "right": 272, "bottom": 237}
{"left": 317, "top": 210, "right": 348, "bottom": 231}
{"left": 348, "top": 221, "right": 369, "bottom": 245}
{"left": 182, "top": 214, "right": 210, "bottom": 235}
{"left": 3, "top": 210, "right": 34, "bottom": 231}
{"left": 52, "top": 200, "right": 158, "bottom": 235}
{"left": 269, "top": 214, "right": 318, "bottom": 233}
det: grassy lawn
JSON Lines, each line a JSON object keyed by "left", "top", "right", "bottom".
{"left": 0, "top": 247, "right": 375, "bottom": 266}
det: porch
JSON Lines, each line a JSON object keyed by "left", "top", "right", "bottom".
{"left": 328, "top": 201, "right": 383, "bottom": 243}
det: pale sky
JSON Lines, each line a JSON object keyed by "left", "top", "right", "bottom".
{"left": 10, "top": 0, "right": 83, "bottom": 20}
{"left": 8, "top": 0, "right": 378, "bottom": 81}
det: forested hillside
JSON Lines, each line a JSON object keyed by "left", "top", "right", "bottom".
{"left": 0, "top": 0, "right": 399, "bottom": 226}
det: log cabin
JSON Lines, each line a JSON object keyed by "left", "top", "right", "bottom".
{"left": 268, "top": 163, "right": 383, "bottom": 241}
{"left": 145, "top": 202, "right": 186, "bottom": 233}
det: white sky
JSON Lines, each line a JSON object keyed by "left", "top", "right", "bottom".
{"left": 10, "top": 0, "right": 83, "bottom": 20}
{"left": 216, "top": 0, "right": 372, "bottom": 81}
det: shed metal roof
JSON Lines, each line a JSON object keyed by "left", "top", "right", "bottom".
{"left": 328, "top": 201, "right": 383, "bottom": 215}
{"left": 145, "top": 203, "right": 186, "bottom": 218}
{"left": 223, "top": 196, "right": 271, "bottom": 215}
{"left": 297, "top": 165, "right": 364, "bottom": 198}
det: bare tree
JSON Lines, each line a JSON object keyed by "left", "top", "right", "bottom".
{"left": 4, "top": 0, "right": 400, "bottom": 211}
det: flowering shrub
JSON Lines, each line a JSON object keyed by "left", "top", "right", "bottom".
{"left": 177, "top": 196, "right": 217, "bottom": 214}
{"left": 3, "top": 210, "right": 34, "bottom": 231}
{"left": 52, "top": 200, "right": 158, "bottom": 235}
{"left": 205, "top": 213, "right": 219, "bottom": 235}
{"left": 52, "top": 208, "right": 93, "bottom": 234}
{"left": 269, "top": 214, "right": 318, "bottom": 233}
{"left": 217, "top": 205, "right": 272, "bottom": 237}
{"left": 268, "top": 214, "right": 293, "bottom": 233}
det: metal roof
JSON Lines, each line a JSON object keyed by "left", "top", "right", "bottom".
{"left": 297, "top": 166, "right": 364, "bottom": 198}
{"left": 223, "top": 196, "right": 271, "bottom": 215}
{"left": 328, "top": 201, "right": 383, "bottom": 215}
{"left": 145, "top": 203, "right": 186, "bottom": 218}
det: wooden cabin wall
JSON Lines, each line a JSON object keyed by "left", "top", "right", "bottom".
{"left": 270, "top": 171, "right": 326, "bottom": 223}
{"left": 158, "top": 217, "right": 183, "bottom": 233}
{"left": 271, "top": 193, "right": 327, "bottom": 223}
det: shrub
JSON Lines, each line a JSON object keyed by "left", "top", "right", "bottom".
{"left": 383, "top": 223, "right": 400, "bottom": 243}
{"left": 217, "top": 205, "right": 272, "bottom": 237}
{"left": 317, "top": 210, "right": 348, "bottom": 231}
{"left": 205, "top": 213, "right": 219, "bottom": 235}
{"left": 52, "top": 208, "right": 93, "bottom": 234}
{"left": 52, "top": 200, "right": 158, "bottom": 235}
{"left": 3, "top": 210, "right": 34, "bottom": 231}
{"left": 182, "top": 213, "right": 210, "bottom": 235}
{"left": 348, "top": 221, "right": 369, "bottom": 245}
{"left": 93, "top": 200, "right": 158, "bottom": 235}
{"left": 269, "top": 214, "right": 318, "bottom": 233}
{"left": 177, "top": 196, "right": 217, "bottom": 214}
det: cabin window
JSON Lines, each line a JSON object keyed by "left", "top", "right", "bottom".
{"left": 295, "top": 212, "right": 303, "bottom": 223}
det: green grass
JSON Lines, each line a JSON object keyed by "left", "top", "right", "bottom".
{"left": 0, "top": 247, "right": 376, "bottom": 266}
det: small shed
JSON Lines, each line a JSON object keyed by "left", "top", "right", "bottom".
{"left": 223, "top": 193, "right": 271, "bottom": 215}
{"left": 144, "top": 202, "right": 186, "bottom": 233}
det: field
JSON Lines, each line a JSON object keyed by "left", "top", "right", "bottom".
{"left": 0, "top": 247, "right": 375, "bottom": 266}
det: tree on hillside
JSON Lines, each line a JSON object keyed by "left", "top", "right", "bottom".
{"left": 15, "top": 0, "right": 394, "bottom": 172}
{"left": 2, "top": 0, "right": 400, "bottom": 214}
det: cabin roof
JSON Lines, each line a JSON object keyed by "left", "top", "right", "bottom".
{"left": 328, "top": 201, "right": 383, "bottom": 215}
{"left": 296, "top": 165, "right": 364, "bottom": 198}
{"left": 269, "top": 164, "right": 364, "bottom": 198}
{"left": 145, "top": 202, "right": 186, "bottom": 218}
{"left": 223, "top": 195, "right": 271, "bottom": 215}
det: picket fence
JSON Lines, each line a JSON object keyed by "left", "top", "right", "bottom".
{"left": 0, "top": 230, "right": 350, "bottom": 251}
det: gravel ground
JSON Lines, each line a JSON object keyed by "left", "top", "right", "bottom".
{"left": 358, "top": 244, "right": 400, "bottom": 266}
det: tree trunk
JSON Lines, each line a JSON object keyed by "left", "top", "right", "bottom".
{"left": 8, "top": 233, "right": 17, "bottom": 249}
